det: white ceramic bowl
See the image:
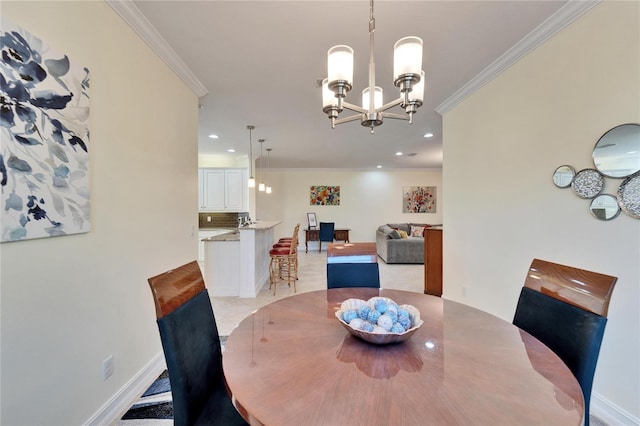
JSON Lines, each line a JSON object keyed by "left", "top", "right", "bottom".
{"left": 335, "top": 297, "right": 423, "bottom": 344}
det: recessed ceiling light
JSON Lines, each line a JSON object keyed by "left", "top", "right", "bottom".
{"left": 424, "top": 132, "right": 433, "bottom": 138}
{"left": 395, "top": 152, "right": 403, "bottom": 156}
{"left": 208, "top": 134, "right": 219, "bottom": 139}
{"left": 227, "top": 148, "right": 235, "bottom": 153}
{"left": 376, "top": 165, "right": 382, "bottom": 168}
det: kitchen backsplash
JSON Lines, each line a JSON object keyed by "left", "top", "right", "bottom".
{"left": 198, "top": 212, "right": 249, "bottom": 229}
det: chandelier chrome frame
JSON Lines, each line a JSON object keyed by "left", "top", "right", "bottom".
{"left": 322, "top": 0, "right": 425, "bottom": 133}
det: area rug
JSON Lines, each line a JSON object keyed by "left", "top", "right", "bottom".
{"left": 120, "top": 370, "right": 173, "bottom": 422}
{"left": 119, "top": 336, "right": 227, "bottom": 424}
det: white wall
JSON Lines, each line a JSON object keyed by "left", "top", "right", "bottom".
{"left": 1, "top": 2, "right": 198, "bottom": 424}
{"left": 255, "top": 169, "right": 442, "bottom": 249}
{"left": 442, "top": 1, "right": 639, "bottom": 422}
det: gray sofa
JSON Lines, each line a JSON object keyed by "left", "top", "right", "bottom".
{"left": 376, "top": 223, "right": 429, "bottom": 264}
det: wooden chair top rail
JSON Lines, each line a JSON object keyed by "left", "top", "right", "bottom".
{"left": 524, "top": 258, "right": 617, "bottom": 317}
{"left": 147, "top": 260, "right": 205, "bottom": 318}
{"left": 327, "top": 242, "right": 378, "bottom": 263}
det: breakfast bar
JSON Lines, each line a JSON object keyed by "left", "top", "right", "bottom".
{"left": 203, "top": 221, "right": 281, "bottom": 297}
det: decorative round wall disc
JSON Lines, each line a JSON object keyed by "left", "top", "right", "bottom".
{"left": 571, "top": 169, "right": 604, "bottom": 199}
{"left": 617, "top": 172, "right": 640, "bottom": 219}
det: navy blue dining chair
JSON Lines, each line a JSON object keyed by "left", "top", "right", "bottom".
{"left": 148, "top": 261, "right": 247, "bottom": 426}
{"left": 326, "top": 242, "right": 380, "bottom": 289}
{"left": 318, "top": 222, "right": 335, "bottom": 252}
{"left": 513, "top": 258, "right": 616, "bottom": 426}
{"left": 327, "top": 262, "right": 380, "bottom": 289}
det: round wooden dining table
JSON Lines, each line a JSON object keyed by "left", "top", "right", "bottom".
{"left": 222, "top": 288, "right": 584, "bottom": 426}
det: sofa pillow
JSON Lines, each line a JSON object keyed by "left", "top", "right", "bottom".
{"left": 378, "top": 225, "right": 394, "bottom": 235}
{"left": 410, "top": 225, "right": 425, "bottom": 237}
{"left": 389, "top": 230, "right": 402, "bottom": 239}
{"left": 387, "top": 223, "right": 410, "bottom": 233}
{"left": 398, "top": 230, "right": 409, "bottom": 239}
{"left": 410, "top": 223, "right": 431, "bottom": 229}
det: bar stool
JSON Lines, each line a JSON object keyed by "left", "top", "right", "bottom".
{"left": 272, "top": 223, "right": 299, "bottom": 249}
{"left": 269, "top": 223, "right": 299, "bottom": 295}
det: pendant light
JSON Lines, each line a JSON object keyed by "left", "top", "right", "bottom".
{"left": 265, "top": 148, "right": 272, "bottom": 194}
{"left": 258, "top": 139, "right": 266, "bottom": 192}
{"left": 247, "top": 125, "right": 255, "bottom": 188}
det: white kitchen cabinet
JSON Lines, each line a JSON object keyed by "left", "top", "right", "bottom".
{"left": 199, "top": 168, "right": 246, "bottom": 211}
{"left": 223, "top": 169, "right": 244, "bottom": 211}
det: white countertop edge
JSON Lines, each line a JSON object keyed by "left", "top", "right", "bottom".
{"left": 238, "top": 221, "right": 282, "bottom": 230}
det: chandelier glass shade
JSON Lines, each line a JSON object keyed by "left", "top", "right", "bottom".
{"left": 247, "top": 125, "right": 255, "bottom": 188}
{"left": 322, "top": 0, "right": 425, "bottom": 133}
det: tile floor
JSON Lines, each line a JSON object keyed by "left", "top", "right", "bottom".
{"left": 208, "top": 250, "right": 424, "bottom": 336}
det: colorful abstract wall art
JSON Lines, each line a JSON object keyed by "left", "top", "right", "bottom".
{"left": 310, "top": 185, "right": 340, "bottom": 206}
{"left": 403, "top": 186, "right": 436, "bottom": 213}
{"left": 1, "top": 19, "right": 90, "bottom": 242}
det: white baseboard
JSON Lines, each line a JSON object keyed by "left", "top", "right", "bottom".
{"left": 591, "top": 392, "right": 639, "bottom": 426}
{"left": 84, "top": 352, "right": 166, "bottom": 426}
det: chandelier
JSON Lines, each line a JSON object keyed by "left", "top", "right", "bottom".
{"left": 322, "top": 0, "right": 425, "bottom": 133}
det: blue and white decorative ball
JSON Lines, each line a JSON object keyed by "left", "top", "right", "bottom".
{"left": 390, "top": 322, "right": 405, "bottom": 333}
{"left": 343, "top": 309, "right": 358, "bottom": 324}
{"left": 357, "top": 305, "right": 371, "bottom": 320}
{"left": 374, "top": 299, "right": 388, "bottom": 314}
{"left": 377, "top": 314, "right": 393, "bottom": 331}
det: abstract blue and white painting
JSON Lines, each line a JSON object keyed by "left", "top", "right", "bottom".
{"left": 1, "top": 19, "right": 90, "bottom": 242}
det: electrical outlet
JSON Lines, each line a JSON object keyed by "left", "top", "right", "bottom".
{"left": 207, "top": 216, "right": 212, "bottom": 222}
{"left": 102, "top": 355, "right": 114, "bottom": 381}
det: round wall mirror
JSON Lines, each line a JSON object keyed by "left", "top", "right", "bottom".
{"left": 592, "top": 123, "right": 640, "bottom": 178}
{"left": 552, "top": 165, "right": 576, "bottom": 188}
{"left": 589, "top": 194, "right": 620, "bottom": 221}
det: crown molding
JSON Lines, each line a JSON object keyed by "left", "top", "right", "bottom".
{"left": 435, "top": 0, "right": 601, "bottom": 115}
{"left": 105, "top": 0, "right": 208, "bottom": 98}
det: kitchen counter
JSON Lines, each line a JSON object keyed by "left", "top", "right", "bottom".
{"left": 201, "top": 231, "right": 239, "bottom": 242}
{"left": 237, "top": 221, "right": 280, "bottom": 230}
{"left": 203, "top": 221, "right": 282, "bottom": 297}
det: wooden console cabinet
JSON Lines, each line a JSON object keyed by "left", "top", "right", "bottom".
{"left": 304, "top": 228, "right": 350, "bottom": 252}
{"left": 424, "top": 228, "right": 443, "bottom": 296}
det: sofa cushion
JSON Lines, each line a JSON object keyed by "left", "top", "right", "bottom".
{"left": 410, "top": 225, "right": 425, "bottom": 237}
{"left": 389, "top": 230, "right": 402, "bottom": 239}
{"left": 398, "top": 230, "right": 409, "bottom": 239}
{"left": 378, "top": 225, "right": 394, "bottom": 235}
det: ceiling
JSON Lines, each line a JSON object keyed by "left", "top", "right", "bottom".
{"left": 129, "top": 0, "right": 569, "bottom": 169}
